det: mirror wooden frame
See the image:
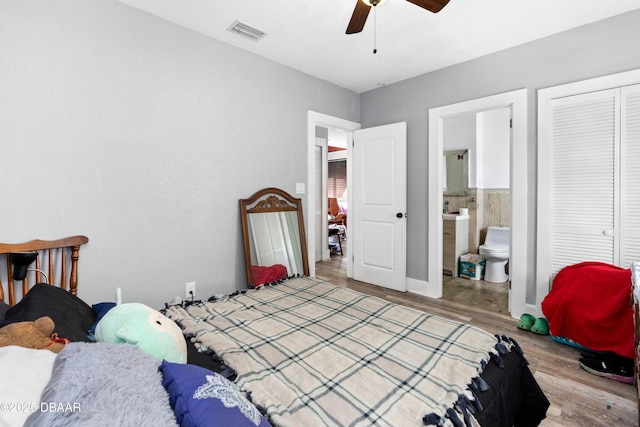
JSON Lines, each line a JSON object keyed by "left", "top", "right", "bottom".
{"left": 240, "top": 187, "right": 310, "bottom": 286}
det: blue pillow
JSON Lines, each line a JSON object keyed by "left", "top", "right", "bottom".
{"left": 88, "top": 302, "right": 116, "bottom": 339}
{"left": 160, "top": 361, "right": 271, "bottom": 427}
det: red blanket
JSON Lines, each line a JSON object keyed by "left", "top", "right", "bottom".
{"left": 251, "top": 264, "right": 288, "bottom": 286}
{"left": 541, "top": 262, "right": 633, "bottom": 358}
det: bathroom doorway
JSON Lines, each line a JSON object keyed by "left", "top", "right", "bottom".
{"left": 441, "top": 108, "right": 511, "bottom": 313}
{"left": 428, "top": 89, "right": 529, "bottom": 319}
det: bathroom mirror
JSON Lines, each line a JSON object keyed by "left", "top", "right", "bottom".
{"left": 443, "top": 149, "right": 469, "bottom": 196}
{"left": 240, "top": 187, "right": 309, "bottom": 286}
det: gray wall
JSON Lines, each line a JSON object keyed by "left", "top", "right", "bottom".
{"left": 360, "top": 10, "right": 640, "bottom": 303}
{"left": 2, "top": 0, "right": 639, "bottom": 310}
{"left": 0, "top": 0, "right": 359, "bottom": 308}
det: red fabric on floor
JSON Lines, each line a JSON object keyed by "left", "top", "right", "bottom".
{"left": 251, "top": 264, "right": 288, "bottom": 286}
{"left": 541, "top": 262, "right": 633, "bottom": 358}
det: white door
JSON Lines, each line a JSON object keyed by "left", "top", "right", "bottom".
{"left": 352, "top": 122, "right": 407, "bottom": 291}
{"left": 539, "top": 82, "right": 640, "bottom": 281}
{"left": 621, "top": 84, "right": 640, "bottom": 267}
{"left": 549, "top": 88, "right": 619, "bottom": 272}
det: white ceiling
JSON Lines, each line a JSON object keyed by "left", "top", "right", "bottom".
{"left": 116, "top": 0, "right": 639, "bottom": 93}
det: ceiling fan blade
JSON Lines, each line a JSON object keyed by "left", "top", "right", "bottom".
{"left": 405, "top": 0, "right": 450, "bottom": 13}
{"left": 346, "top": 1, "right": 371, "bottom": 34}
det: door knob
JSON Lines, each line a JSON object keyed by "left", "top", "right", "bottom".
{"left": 396, "top": 212, "right": 403, "bottom": 218}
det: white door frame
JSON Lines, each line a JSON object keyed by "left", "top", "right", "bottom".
{"left": 315, "top": 137, "right": 330, "bottom": 262}
{"left": 428, "top": 89, "right": 529, "bottom": 319}
{"left": 307, "top": 111, "right": 361, "bottom": 278}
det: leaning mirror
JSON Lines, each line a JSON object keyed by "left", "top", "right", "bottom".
{"left": 240, "top": 187, "right": 309, "bottom": 287}
{"left": 443, "top": 149, "right": 469, "bottom": 196}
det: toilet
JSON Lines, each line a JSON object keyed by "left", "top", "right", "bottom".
{"left": 479, "top": 226, "right": 510, "bottom": 283}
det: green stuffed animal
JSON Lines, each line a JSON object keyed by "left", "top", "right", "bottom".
{"left": 94, "top": 303, "right": 187, "bottom": 363}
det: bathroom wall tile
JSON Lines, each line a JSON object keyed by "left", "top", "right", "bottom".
{"left": 482, "top": 189, "right": 510, "bottom": 232}
{"left": 442, "top": 189, "right": 510, "bottom": 255}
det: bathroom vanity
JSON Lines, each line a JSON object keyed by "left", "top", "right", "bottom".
{"left": 443, "top": 214, "right": 469, "bottom": 277}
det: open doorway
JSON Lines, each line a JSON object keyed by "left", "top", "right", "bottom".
{"left": 441, "top": 108, "right": 511, "bottom": 314}
{"left": 306, "top": 111, "right": 360, "bottom": 279}
{"left": 327, "top": 132, "right": 348, "bottom": 260}
{"left": 321, "top": 139, "right": 349, "bottom": 282}
{"left": 317, "top": 127, "right": 349, "bottom": 264}
{"left": 313, "top": 121, "right": 408, "bottom": 292}
{"left": 428, "top": 89, "right": 529, "bottom": 319}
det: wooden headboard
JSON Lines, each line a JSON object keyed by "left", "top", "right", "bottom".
{"left": 0, "top": 236, "right": 89, "bottom": 306}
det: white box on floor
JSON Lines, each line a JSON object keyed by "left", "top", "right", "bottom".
{"left": 459, "top": 254, "right": 485, "bottom": 280}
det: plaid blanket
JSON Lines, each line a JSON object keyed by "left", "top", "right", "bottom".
{"left": 166, "top": 277, "right": 500, "bottom": 427}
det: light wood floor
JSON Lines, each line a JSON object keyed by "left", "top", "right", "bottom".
{"left": 316, "top": 254, "right": 638, "bottom": 427}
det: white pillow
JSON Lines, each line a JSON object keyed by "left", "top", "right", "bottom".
{"left": 0, "top": 346, "right": 57, "bottom": 427}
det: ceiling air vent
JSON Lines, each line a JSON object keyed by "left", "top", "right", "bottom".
{"left": 227, "top": 20, "right": 266, "bottom": 41}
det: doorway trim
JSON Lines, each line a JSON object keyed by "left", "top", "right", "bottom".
{"left": 307, "top": 111, "right": 361, "bottom": 278}
{"left": 428, "top": 89, "right": 529, "bottom": 318}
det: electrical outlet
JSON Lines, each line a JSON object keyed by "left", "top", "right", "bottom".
{"left": 185, "top": 282, "right": 196, "bottom": 299}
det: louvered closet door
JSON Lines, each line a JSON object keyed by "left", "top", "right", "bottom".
{"left": 622, "top": 84, "right": 640, "bottom": 267}
{"left": 550, "top": 89, "right": 619, "bottom": 273}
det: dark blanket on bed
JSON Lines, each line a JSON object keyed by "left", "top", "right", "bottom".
{"left": 476, "top": 346, "right": 549, "bottom": 427}
{"left": 541, "top": 262, "right": 633, "bottom": 358}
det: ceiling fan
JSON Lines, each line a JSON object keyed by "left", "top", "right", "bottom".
{"left": 346, "top": 0, "right": 450, "bottom": 34}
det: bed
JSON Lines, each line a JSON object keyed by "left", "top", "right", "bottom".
{"left": 0, "top": 223, "right": 549, "bottom": 426}
{"left": 166, "top": 276, "right": 549, "bottom": 427}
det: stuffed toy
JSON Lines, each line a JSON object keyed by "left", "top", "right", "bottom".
{"left": 94, "top": 302, "right": 187, "bottom": 363}
{"left": 0, "top": 316, "right": 67, "bottom": 353}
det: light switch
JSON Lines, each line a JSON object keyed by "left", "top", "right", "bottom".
{"left": 296, "top": 183, "right": 305, "bottom": 194}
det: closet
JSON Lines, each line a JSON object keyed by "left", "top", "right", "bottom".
{"left": 537, "top": 72, "right": 640, "bottom": 296}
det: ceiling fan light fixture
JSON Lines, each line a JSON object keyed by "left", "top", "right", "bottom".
{"left": 361, "top": 0, "right": 385, "bottom": 6}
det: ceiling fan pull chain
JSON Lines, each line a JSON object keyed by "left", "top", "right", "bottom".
{"left": 373, "top": 6, "right": 378, "bottom": 54}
